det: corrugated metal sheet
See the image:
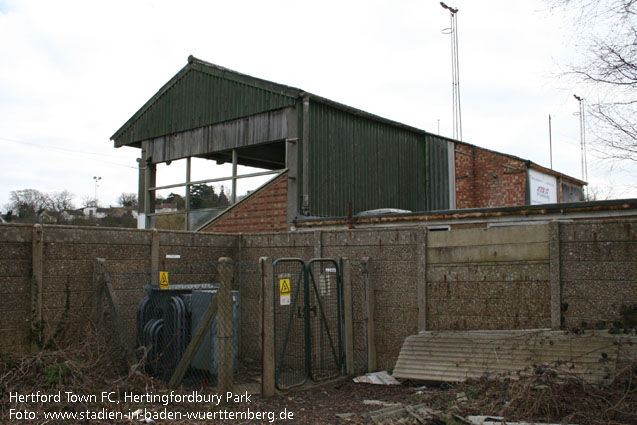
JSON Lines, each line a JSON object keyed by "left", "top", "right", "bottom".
{"left": 425, "top": 134, "right": 450, "bottom": 211}
{"left": 307, "top": 100, "right": 449, "bottom": 217}
{"left": 145, "top": 109, "right": 289, "bottom": 164}
{"left": 112, "top": 58, "right": 298, "bottom": 147}
{"left": 393, "top": 330, "right": 637, "bottom": 384}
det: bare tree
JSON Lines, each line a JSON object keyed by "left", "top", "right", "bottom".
{"left": 549, "top": 0, "right": 637, "bottom": 162}
{"left": 585, "top": 185, "right": 617, "bottom": 201}
{"left": 5, "top": 189, "right": 77, "bottom": 223}
{"left": 117, "top": 192, "right": 138, "bottom": 208}
{"left": 6, "top": 189, "right": 49, "bottom": 221}
{"left": 81, "top": 194, "right": 98, "bottom": 208}
{"left": 47, "top": 190, "right": 75, "bottom": 224}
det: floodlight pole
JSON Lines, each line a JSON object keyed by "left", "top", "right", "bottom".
{"left": 549, "top": 114, "right": 553, "bottom": 170}
{"left": 441, "top": 2, "right": 462, "bottom": 141}
{"left": 574, "top": 95, "right": 587, "bottom": 182}
{"left": 93, "top": 176, "right": 102, "bottom": 206}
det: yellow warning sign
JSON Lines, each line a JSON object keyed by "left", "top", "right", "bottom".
{"left": 279, "top": 279, "right": 291, "bottom": 295}
{"left": 159, "top": 271, "right": 169, "bottom": 289}
{"left": 279, "top": 278, "right": 291, "bottom": 305}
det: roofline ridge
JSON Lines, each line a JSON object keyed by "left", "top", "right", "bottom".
{"left": 111, "top": 55, "right": 302, "bottom": 143}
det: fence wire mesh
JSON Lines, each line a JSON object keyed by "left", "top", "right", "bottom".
{"left": 273, "top": 259, "right": 307, "bottom": 390}
{"left": 307, "top": 259, "right": 343, "bottom": 382}
{"left": 95, "top": 258, "right": 263, "bottom": 394}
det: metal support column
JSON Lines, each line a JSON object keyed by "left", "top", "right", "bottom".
{"left": 143, "top": 154, "right": 156, "bottom": 229}
{"left": 185, "top": 157, "right": 191, "bottom": 230}
{"left": 301, "top": 96, "right": 310, "bottom": 213}
{"left": 231, "top": 149, "right": 238, "bottom": 204}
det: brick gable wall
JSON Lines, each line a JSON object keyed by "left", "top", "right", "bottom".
{"left": 201, "top": 172, "right": 288, "bottom": 233}
{"left": 455, "top": 143, "right": 527, "bottom": 209}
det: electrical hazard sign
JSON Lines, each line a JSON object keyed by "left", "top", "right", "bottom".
{"left": 159, "top": 271, "right": 169, "bottom": 289}
{"left": 279, "top": 278, "right": 291, "bottom": 305}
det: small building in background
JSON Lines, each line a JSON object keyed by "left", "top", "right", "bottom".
{"left": 452, "top": 141, "right": 584, "bottom": 209}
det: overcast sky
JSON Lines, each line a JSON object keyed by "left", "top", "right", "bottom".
{"left": 1, "top": 0, "right": 635, "bottom": 211}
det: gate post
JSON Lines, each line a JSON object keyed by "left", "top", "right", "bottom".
{"left": 260, "top": 257, "right": 276, "bottom": 397}
{"left": 217, "top": 257, "right": 234, "bottom": 395}
{"left": 342, "top": 258, "right": 354, "bottom": 375}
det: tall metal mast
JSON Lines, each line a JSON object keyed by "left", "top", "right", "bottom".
{"left": 574, "top": 94, "right": 588, "bottom": 182}
{"left": 441, "top": 2, "right": 462, "bottom": 141}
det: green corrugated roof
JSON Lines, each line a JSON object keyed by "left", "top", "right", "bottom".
{"left": 111, "top": 55, "right": 461, "bottom": 149}
{"left": 110, "top": 56, "right": 302, "bottom": 147}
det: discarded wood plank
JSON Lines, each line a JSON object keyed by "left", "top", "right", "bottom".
{"left": 467, "top": 416, "right": 578, "bottom": 425}
{"left": 363, "top": 400, "right": 402, "bottom": 407}
{"left": 405, "top": 405, "right": 428, "bottom": 424}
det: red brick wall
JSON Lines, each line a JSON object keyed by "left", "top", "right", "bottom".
{"left": 455, "top": 143, "right": 528, "bottom": 209}
{"left": 201, "top": 172, "right": 288, "bottom": 233}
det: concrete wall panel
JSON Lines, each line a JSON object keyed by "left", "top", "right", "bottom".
{"left": 560, "top": 221, "right": 637, "bottom": 242}
{"left": 428, "top": 224, "right": 548, "bottom": 248}
{"left": 0, "top": 242, "right": 31, "bottom": 258}
{"left": 427, "top": 262, "right": 549, "bottom": 282}
{"left": 0, "top": 220, "right": 634, "bottom": 379}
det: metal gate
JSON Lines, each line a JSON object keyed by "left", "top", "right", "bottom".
{"left": 273, "top": 258, "right": 344, "bottom": 390}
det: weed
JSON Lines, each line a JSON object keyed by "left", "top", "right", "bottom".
{"left": 45, "top": 361, "right": 70, "bottom": 384}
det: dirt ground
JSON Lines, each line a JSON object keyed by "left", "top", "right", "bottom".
{"left": 2, "top": 334, "right": 636, "bottom": 425}
{"left": 221, "top": 379, "right": 421, "bottom": 425}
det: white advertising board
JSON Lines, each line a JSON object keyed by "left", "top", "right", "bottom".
{"left": 529, "top": 169, "right": 557, "bottom": 205}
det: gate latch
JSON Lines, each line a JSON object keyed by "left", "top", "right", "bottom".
{"left": 297, "top": 306, "right": 318, "bottom": 318}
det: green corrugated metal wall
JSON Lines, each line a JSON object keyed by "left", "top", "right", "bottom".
{"left": 113, "top": 67, "right": 297, "bottom": 147}
{"left": 425, "top": 134, "right": 450, "bottom": 211}
{"left": 307, "top": 100, "right": 449, "bottom": 216}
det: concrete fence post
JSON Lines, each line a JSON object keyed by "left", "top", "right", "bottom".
{"left": 342, "top": 258, "right": 354, "bottom": 375}
{"left": 92, "top": 258, "right": 105, "bottom": 329}
{"left": 361, "top": 257, "right": 376, "bottom": 372}
{"left": 416, "top": 226, "right": 428, "bottom": 332}
{"left": 314, "top": 231, "right": 323, "bottom": 259}
{"left": 151, "top": 229, "right": 160, "bottom": 286}
{"left": 549, "top": 221, "right": 562, "bottom": 330}
{"left": 260, "top": 257, "right": 275, "bottom": 397}
{"left": 217, "top": 257, "right": 234, "bottom": 395}
{"left": 31, "top": 224, "right": 43, "bottom": 348}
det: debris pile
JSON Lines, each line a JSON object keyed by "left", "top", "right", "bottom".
{"left": 422, "top": 362, "right": 637, "bottom": 425}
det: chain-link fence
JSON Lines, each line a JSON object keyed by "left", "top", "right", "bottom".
{"left": 93, "top": 257, "right": 263, "bottom": 395}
